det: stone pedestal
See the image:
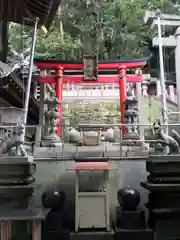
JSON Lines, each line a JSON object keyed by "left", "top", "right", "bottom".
{"left": 116, "top": 207, "right": 146, "bottom": 229}
{"left": 0, "top": 156, "right": 35, "bottom": 206}
{"left": 42, "top": 230, "right": 70, "bottom": 240}
{"left": 114, "top": 192, "right": 154, "bottom": 240}
{"left": 0, "top": 156, "right": 38, "bottom": 239}
{"left": 0, "top": 156, "right": 35, "bottom": 185}
{"left": 71, "top": 231, "right": 114, "bottom": 240}
{"left": 114, "top": 227, "right": 154, "bottom": 240}
{"left": 141, "top": 159, "right": 180, "bottom": 240}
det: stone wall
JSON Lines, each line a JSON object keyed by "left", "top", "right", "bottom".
{"left": 32, "top": 160, "right": 148, "bottom": 222}
{"left": 31, "top": 95, "right": 179, "bottom": 224}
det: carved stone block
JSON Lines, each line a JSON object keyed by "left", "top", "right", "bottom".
{"left": 0, "top": 156, "right": 35, "bottom": 185}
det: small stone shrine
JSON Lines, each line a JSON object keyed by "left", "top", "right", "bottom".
{"left": 141, "top": 158, "right": 180, "bottom": 240}
{"left": 123, "top": 90, "right": 139, "bottom": 139}
{"left": 113, "top": 186, "right": 154, "bottom": 240}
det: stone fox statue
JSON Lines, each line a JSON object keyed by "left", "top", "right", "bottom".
{"left": 153, "top": 120, "right": 180, "bottom": 153}
{"left": 0, "top": 124, "right": 27, "bottom": 156}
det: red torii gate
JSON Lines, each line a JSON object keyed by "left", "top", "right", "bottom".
{"left": 34, "top": 58, "right": 148, "bottom": 137}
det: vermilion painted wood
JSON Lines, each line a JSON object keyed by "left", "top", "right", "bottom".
{"left": 35, "top": 59, "right": 147, "bottom": 138}
{"left": 35, "top": 61, "right": 147, "bottom": 70}
{"left": 119, "top": 67, "right": 127, "bottom": 137}
{"left": 73, "top": 162, "right": 111, "bottom": 170}
{"left": 55, "top": 68, "right": 63, "bottom": 137}
{"left": 39, "top": 75, "right": 143, "bottom": 83}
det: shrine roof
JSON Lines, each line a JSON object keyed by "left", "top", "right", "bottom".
{"left": 0, "top": 0, "right": 61, "bottom": 28}
{"left": 0, "top": 64, "right": 39, "bottom": 122}
{"left": 0, "top": 61, "right": 13, "bottom": 77}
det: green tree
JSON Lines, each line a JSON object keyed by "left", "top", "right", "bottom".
{"left": 8, "top": 0, "right": 179, "bottom": 60}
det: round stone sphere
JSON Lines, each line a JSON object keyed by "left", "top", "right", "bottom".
{"left": 117, "top": 186, "right": 140, "bottom": 211}
{"left": 42, "top": 187, "right": 66, "bottom": 211}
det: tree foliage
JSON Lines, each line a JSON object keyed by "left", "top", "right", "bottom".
{"left": 8, "top": 0, "right": 180, "bottom": 60}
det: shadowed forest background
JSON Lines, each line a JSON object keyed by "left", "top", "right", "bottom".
{"left": 6, "top": 0, "right": 180, "bottom": 127}
{"left": 8, "top": 0, "right": 179, "bottom": 68}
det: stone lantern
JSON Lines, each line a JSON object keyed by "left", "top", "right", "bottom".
{"left": 43, "top": 91, "right": 62, "bottom": 146}
{"left": 123, "top": 90, "right": 139, "bottom": 139}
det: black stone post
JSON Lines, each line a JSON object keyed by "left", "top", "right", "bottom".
{"left": 42, "top": 186, "right": 70, "bottom": 240}
{"left": 141, "top": 159, "right": 180, "bottom": 240}
{"left": 113, "top": 186, "right": 154, "bottom": 240}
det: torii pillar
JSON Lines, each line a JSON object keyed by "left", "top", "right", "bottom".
{"left": 144, "top": 10, "right": 180, "bottom": 121}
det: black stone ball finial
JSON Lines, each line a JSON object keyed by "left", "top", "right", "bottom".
{"left": 117, "top": 186, "right": 140, "bottom": 211}
{"left": 42, "top": 186, "right": 66, "bottom": 211}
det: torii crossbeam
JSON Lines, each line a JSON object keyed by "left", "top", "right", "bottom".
{"left": 34, "top": 58, "right": 148, "bottom": 137}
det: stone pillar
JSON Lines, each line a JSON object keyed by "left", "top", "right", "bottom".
{"left": 132, "top": 88, "right": 135, "bottom": 97}
{"left": 136, "top": 82, "right": 144, "bottom": 143}
{"left": 156, "top": 80, "right": 161, "bottom": 97}
{"left": 175, "top": 26, "right": 180, "bottom": 121}
{"left": 166, "top": 88, "right": 168, "bottom": 98}
{"left": 35, "top": 83, "right": 45, "bottom": 145}
{"left": 142, "top": 84, "right": 148, "bottom": 97}
{"left": 32, "top": 81, "right": 38, "bottom": 99}
{"left": 169, "top": 85, "right": 175, "bottom": 102}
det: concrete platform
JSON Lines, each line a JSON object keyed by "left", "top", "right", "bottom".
{"left": 71, "top": 230, "right": 114, "bottom": 240}
{"left": 34, "top": 143, "right": 149, "bottom": 159}
{"left": 114, "top": 226, "right": 154, "bottom": 240}
{"left": 0, "top": 156, "right": 33, "bottom": 163}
